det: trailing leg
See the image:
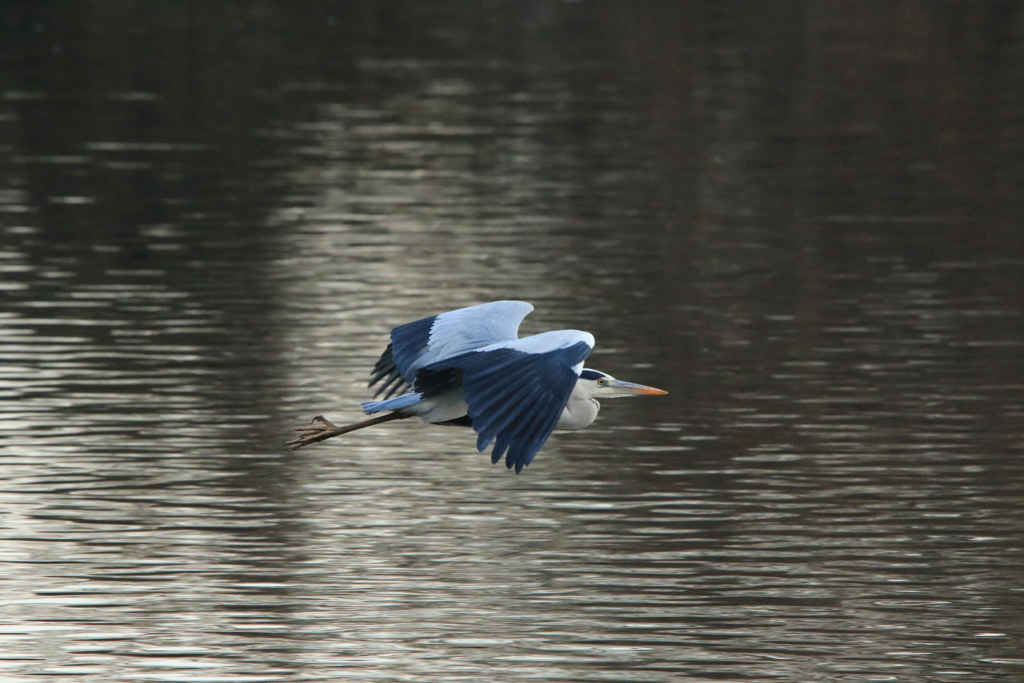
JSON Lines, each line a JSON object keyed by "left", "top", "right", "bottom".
{"left": 286, "top": 412, "right": 411, "bottom": 450}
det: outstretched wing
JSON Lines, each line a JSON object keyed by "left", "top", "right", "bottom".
{"left": 369, "top": 301, "right": 534, "bottom": 398}
{"left": 418, "top": 330, "right": 594, "bottom": 473}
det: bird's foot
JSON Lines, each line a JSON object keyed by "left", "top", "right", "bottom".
{"left": 286, "top": 415, "right": 341, "bottom": 450}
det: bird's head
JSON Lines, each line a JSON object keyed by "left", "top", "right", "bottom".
{"left": 578, "top": 369, "right": 667, "bottom": 399}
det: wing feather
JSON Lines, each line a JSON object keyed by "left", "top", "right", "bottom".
{"left": 369, "top": 301, "right": 534, "bottom": 397}
{"left": 417, "top": 332, "right": 593, "bottom": 472}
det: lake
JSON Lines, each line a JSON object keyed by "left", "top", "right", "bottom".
{"left": 1, "top": 2, "right": 1022, "bottom": 681}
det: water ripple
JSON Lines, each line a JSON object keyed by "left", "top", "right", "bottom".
{"left": 2, "top": 5, "right": 1023, "bottom": 682}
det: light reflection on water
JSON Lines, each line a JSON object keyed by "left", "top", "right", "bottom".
{"left": 2, "top": 3, "right": 1024, "bottom": 682}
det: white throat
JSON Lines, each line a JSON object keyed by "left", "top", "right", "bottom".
{"left": 555, "top": 379, "right": 601, "bottom": 431}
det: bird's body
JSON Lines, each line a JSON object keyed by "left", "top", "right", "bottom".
{"left": 287, "top": 301, "right": 666, "bottom": 472}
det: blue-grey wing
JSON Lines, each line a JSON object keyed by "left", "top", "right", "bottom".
{"left": 418, "top": 332, "right": 593, "bottom": 473}
{"left": 369, "top": 301, "right": 534, "bottom": 398}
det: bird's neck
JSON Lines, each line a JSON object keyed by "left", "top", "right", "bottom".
{"left": 556, "top": 383, "right": 601, "bottom": 431}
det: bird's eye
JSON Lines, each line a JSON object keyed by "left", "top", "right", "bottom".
{"left": 596, "top": 378, "right": 607, "bottom": 386}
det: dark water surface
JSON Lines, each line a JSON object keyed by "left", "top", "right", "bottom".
{"left": 2, "top": 2, "right": 1023, "bottom": 681}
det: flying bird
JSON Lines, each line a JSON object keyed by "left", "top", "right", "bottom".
{"left": 287, "top": 300, "right": 666, "bottom": 472}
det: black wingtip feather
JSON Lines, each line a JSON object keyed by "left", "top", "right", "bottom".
{"left": 369, "top": 344, "right": 404, "bottom": 397}
{"left": 421, "top": 340, "right": 591, "bottom": 474}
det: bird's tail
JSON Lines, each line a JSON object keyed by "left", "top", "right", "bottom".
{"left": 361, "top": 392, "right": 423, "bottom": 415}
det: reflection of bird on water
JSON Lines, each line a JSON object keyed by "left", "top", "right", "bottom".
{"left": 287, "top": 300, "right": 666, "bottom": 473}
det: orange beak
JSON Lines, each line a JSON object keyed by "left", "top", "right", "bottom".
{"left": 606, "top": 380, "right": 668, "bottom": 396}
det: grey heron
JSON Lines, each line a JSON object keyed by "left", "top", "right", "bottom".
{"left": 287, "top": 300, "right": 666, "bottom": 472}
